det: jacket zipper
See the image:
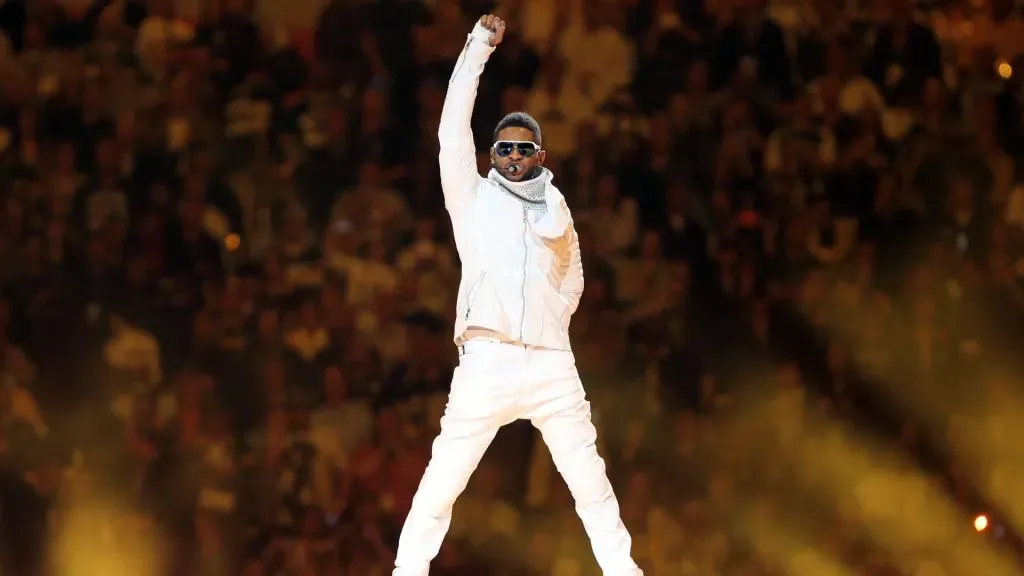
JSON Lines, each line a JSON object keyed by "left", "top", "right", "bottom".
{"left": 519, "top": 206, "right": 528, "bottom": 341}
{"left": 449, "top": 38, "right": 472, "bottom": 84}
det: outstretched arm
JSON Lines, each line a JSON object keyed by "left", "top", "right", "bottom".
{"left": 438, "top": 15, "right": 505, "bottom": 218}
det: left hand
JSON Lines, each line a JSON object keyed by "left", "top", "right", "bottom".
{"left": 478, "top": 14, "right": 506, "bottom": 46}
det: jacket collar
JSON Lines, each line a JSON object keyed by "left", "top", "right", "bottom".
{"left": 487, "top": 167, "right": 552, "bottom": 208}
{"left": 487, "top": 168, "right": 570, "bottom": 239}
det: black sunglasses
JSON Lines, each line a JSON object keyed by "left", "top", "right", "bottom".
{"left": 493, "top": 141, "right": 540, "bottom": 158}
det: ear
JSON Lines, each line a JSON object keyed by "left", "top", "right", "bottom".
{"left": 489, "top": 148, "right": 498, "bottom": 166}
{"left": 536, "top": 149, "right": 547, "bottom": 166}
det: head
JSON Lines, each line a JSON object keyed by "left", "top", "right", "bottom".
{"left": 490, "top": 112, "right": 546, "bottom": 182}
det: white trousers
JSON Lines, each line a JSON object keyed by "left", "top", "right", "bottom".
{"left": 393, "top": 339, "right": 641, "bottom": 575}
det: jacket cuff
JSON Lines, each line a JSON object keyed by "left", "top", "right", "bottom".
{"left": 470, "top": 22, "right": 495, "bottom": 45}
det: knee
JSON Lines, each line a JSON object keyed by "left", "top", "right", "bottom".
{"left": 430, "top": 434, "right": 487, "bottom": 481}
{"left": 412, "top": 466, "right": 460, "bottom": 515}
{"left": 548, "top": 426, "right": 602, "bottom": 474}
{"left": 413, "top": 451, "right": 476, "bottom": 513}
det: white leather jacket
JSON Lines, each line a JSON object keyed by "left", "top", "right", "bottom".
{"left": 441, "top": 23, "right": 583, "bottom": 351}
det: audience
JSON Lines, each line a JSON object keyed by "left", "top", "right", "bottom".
{"left": 1, "top": 0, "right": 1023, "bottom": 574}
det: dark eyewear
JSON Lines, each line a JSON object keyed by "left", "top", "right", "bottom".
{"left": 493, "top": 141, "right": 540, "bottom": 158}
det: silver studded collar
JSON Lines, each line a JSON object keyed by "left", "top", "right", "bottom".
{"left": 488, "top": 168, "right": 551, "bottom": 211}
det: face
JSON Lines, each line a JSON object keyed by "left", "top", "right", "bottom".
{"left": 490, "top": 126, "right": 546, "bottom": 182}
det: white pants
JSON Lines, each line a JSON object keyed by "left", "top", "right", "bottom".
{"left": 393, "top": 339, "right": 641, "bottom": 575}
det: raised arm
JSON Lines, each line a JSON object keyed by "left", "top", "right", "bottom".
{"left": 439, "top": 15, "right": 504, "bottom": 217}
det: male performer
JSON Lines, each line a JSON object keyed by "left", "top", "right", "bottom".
{"left": 392, "top": 14, "right": 642, "bottom": 576}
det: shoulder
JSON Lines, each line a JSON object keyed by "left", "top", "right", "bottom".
{"left": 546, "top": 183, "right": 573, "bottom": 215}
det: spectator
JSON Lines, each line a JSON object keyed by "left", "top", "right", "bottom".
{"left": 557, "top": 1, "right": 634, "bottom": 113}
{"left": 103, "top": 310, "right": 162, "bottom": 417}
{"left": 864, "top": 0, "right": 942, "bottom": 108}
{"left": 525, "top": 56, "right": 586, "bottom": 162}
{"left": 714, "top": 0, "right": 795, "bottom": 101}
{"left": 576, "top": 173, "right": 639, "bottom": 257}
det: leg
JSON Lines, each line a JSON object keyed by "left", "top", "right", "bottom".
{"left": 393, "top": 345, "right": 518, "bottom": 575}
{"left": 526, "top": 357, "right": 641, "bottom": 575}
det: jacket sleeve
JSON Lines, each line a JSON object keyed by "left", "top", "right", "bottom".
{"left": 439, "top": 23, "right": 495, "bottom": 218}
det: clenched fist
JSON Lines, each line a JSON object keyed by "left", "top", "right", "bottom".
{"left": 478, "top": 14, "right": 506, "bottom": 46}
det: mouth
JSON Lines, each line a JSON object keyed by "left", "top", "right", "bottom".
{"left": 506, "top": 163, "right": 524, "bottom": 176}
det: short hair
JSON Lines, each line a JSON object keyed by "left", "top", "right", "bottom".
{"left": 493, "top": 111, "right": 542, "bottom": 147}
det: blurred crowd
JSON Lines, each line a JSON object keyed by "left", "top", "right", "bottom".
{"left": 2, "top": 0, "right": 1024, "bottom": 574}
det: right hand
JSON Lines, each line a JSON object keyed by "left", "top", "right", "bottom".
{"left": 478, "top": 14, "right": 506, "bottom": 46}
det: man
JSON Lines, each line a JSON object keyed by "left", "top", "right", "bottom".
{"left": 393, "top": 14, "right": 642, "bottom": 576}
